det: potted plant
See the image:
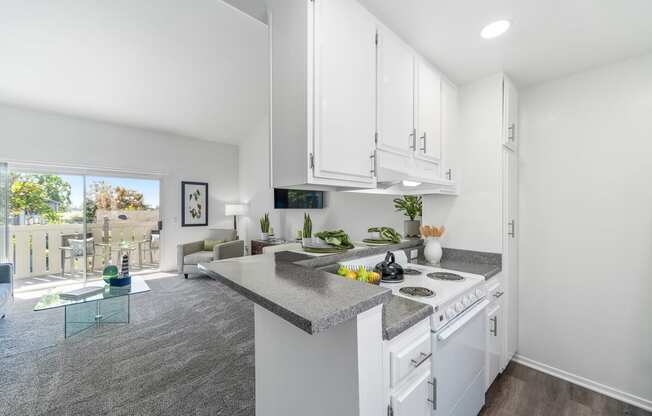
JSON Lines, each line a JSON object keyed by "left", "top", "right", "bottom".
{"left": 302, "top": 213, "right": 315, "bottom": 244}
{"left": 393, "top": 195, "right": 423, "bottom": 238}
{"left": 259, "top": 213, "right": 270, "bottom": 240}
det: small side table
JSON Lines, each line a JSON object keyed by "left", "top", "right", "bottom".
{"left": 251, "top": 239, "right": 288, "bottom": 255}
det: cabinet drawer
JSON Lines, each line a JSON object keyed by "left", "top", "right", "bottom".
{"left": 390, "top": 332, "right": 432, "bottom": 387}
{"left": 485, "top": 279, "right": 502, "bottom": 306}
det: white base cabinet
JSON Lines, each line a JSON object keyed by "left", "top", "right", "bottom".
{"left": 485, "top": 275, "right": 506, "bottom": 390}
{"left": 383, "top": 319, "right": 433, "bottom": 416}
{"left": 390, "top": 365, "right": 433, "bottom": 416}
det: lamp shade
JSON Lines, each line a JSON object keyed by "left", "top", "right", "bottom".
{"left": 225, "top": 203, "right": 249, "bottom": 216}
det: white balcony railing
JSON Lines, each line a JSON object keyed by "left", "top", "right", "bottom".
{"left": 8, "top": 222, "right": 158, "bottom": 279}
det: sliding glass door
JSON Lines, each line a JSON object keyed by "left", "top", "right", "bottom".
{"left": 5, "top": 167, "right": 160, "bottom": 287}
{"left": 85, "top": 175, "right": 160, "bottom": 273}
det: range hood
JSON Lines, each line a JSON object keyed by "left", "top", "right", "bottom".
{"left": 341, "top": 178, "right": 458, "bottom": 195}
{"left": 340, "top": 150, "right": 459, "bottom": 195}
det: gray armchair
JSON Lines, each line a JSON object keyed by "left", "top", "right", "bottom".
{"left": 177, "top": 229, "right": 244, "bottom": 278}
{"left": 0, "top": 263, "right": 13, "bottom": 319}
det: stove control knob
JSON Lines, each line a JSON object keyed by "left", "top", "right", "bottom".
{"left": 446, "top": 308, "right": 456, "bottom": 319}
{"left": 475, "top": 288, "right": 483, "bottom": 298}
{"left": 455, "top": 302, "right": 464, "bottom": 313}
{"left": 469, "top": 294, "right": 477, "bottom": 303}
{"left": 462, "top": 296, "right": 471, "bottom": 307}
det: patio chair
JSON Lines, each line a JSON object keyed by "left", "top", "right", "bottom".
{"left": 0, "top": 263, "right": 13, "bottom": 319}
{"left": 60, "top": 235, "right": 97, "bottom": 276}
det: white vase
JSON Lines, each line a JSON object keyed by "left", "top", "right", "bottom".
{"left": 260, "top": 232, "right": 269, "bottom": 241}
{"left": 424, "top": 237, "right": 443, "bottom": 265}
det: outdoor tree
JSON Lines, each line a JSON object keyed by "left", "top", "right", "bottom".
{"left": 9, "top": 174, "right": 71, "bottom": 223}
{"left": 85, "top": 181, "right": 148, "bottom": 223}
{"left": 114, "top": 186, "right": 146, "bottom": 210}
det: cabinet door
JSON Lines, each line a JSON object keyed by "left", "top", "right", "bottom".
{"left": 377, "top": 26, "right": 415, "bottom": 156}
{"left": 486, "top": 303, "right": 502, "bottom": 390}
{"left": 313, "top": 0, "right": 376, "bottom": 184}
{"left": 391, "top": 367, "right": 432, "bottom": 416}
{"left": 502, "top": 148, "right": 518, "bottom": 368}
{"left": 503, "top": 76, "right": 518, "bottom": 151}
{"left": 440, "top": 78, "right": 458, "bottom": 182}
{"left": 415, "top": 59, "right": 442, "bottom": 161}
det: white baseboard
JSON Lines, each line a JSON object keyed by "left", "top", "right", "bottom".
{"left": 513, "top": 354, "right": 652, "bottom": 412}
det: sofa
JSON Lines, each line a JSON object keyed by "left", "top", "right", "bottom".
{"left": 0, "top": 263, "right": 13, "bottom": 319}
{"left": 177, "top": 229, "right": 244, "bottom": 278}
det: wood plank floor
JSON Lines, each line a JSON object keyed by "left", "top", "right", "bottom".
{"left": 480, "top": 362, "right": 651, "bottom": 416}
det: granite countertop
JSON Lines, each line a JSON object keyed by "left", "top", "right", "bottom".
{"left": 418, "top": 247, "right": 502, "bottom": 279}
{"left": 199, "top": 240, "right": 423, "bottom": 337}
{"left": 200, "top": 240, "right": 500, "bottom": 341}
{"left": 382, "top": 295, "right": 433, "bottom": 340}
{"left": 416, "top": 259, "right": 501, "bottom": 279}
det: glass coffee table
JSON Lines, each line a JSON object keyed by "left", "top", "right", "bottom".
{"left": 34, "top": 277, "right": 150, "bottom": 338}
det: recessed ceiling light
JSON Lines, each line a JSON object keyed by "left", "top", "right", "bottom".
{"left": 481, "top": 20, "right": 511, "bottom": 39}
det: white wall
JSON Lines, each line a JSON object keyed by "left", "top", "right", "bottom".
{"left": 422, "top": 73, "right": 503, "bottom": 253}
{"left": 238, "top": 121, "right": 404, "bottom": 247}
{"left": 518, "top": 53, "right": 652, "bottom": 408}
{"left": 0, "top": 104, "right": 239, "bottom": 271}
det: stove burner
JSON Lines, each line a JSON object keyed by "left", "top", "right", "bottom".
{"left": 427, "top": 272, "right": 464, "bottom": 281}
{"left": 399, "top": 286, "right": 435, "bottom": 298}
{"left": 402, "top": 268, "right": 422, "bottom": 275}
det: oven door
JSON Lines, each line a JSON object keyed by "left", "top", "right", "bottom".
{"left": 431, "top": 299, "right": 489, "bottom": 416}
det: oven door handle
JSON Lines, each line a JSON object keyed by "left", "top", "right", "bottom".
{"left": 436, "top": 299, "right": 490, "bottom": 341}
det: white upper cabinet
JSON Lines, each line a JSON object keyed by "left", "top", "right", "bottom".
{"left": 415, "top": 59, "right": 442, "bottom": 162}
{"left": 441, "top": 78, "right": 459, "bottom": 182}
{"left": 503, "top": 76, "right": 519, "bottom": 151}
{"left": 267, "top": 0, "right": 458, "bottom": 192}
{"left": 377, "top": 26, "right": 415, "bottom": 156}
{"left": 313, "top": 0, "right": 376, "bottom": 184}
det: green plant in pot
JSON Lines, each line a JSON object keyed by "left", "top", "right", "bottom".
{"left": 393, "top": 195, "right": 423, "bottom": 238}
{"left": 302, "top": 213, "right": 312, "bottom": 240}
{"left": 259, "top": 213, "right": 270, "bottom": 240}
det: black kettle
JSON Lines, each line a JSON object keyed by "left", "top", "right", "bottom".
{"left": 374, "top": 252, "right": 404, "bottom": 282}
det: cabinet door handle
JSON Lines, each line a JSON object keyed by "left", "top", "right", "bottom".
{"left": 490, "top": 316, "right": 498, "bottom": 336}
{"left": 369, "top": 152, "right": 376, "bottom": 176}
{"left": 445, "top": 169, "right": 452, "bottom": 180}
{"left": 427, "top": 378, "right": 437, "bottom": 410}
{"left": 410, "top": 352, "right": 432, "bottom": 368}
{"left": 409, "top": 129, "right": 416, "bottom": 150}
{"left": 508, "top": 123, "right": 516, "bottom": 141}
{"left": 508, "top": 220, "right": 515, "bottom": 238}
{"left": 494, "top": 291, "right": 504, "bottom": 298}
{"left": 420, "top": 132, "right": 427, "bottom": 152}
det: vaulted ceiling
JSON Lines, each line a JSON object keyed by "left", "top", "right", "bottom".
{"left": 0, "top": 0, "right": 269, "bottom": 144}
{"left": 1, "top": 0, "right": 650, "bottom": 146}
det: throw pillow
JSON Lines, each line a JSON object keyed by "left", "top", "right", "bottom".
{"left": 204, "top": 239, "right": 224, "bottom": 251}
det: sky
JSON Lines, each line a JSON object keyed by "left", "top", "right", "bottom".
{"left": 59, "top": 175, "right": 160, "bottom": 209}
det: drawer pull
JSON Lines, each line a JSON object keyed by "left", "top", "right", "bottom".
{"left": 410, "top": 352, "right": 432, "bottom": 368}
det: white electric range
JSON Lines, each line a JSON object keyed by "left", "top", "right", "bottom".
{"left": 340, "top": 251, "right": 488, "bottom": 416}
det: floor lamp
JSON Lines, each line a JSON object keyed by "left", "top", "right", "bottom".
{"left": 225, "top": 203, "right": 248, "bottom": 240}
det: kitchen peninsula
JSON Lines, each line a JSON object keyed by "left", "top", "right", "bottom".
{"left": 199, "top": 241, "right": 429, "bottom": 416}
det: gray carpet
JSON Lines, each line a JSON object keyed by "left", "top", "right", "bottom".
{"left": 0, "top": 274, "right": 255, "bottom": 416}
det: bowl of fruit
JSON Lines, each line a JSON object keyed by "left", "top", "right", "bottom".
{"left": 336, "top": 265, "right": 382, "bottom": 285}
